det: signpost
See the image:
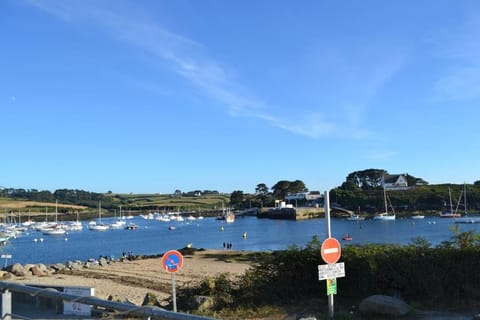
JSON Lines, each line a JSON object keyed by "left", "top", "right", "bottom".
{"left": 161, "top": 250, "right": 184, "bottom": 312}
{"left": 321, "top": 190, "right": 346, "bottom": 319}
{"left": 1, "top": 254, "right": 11, "bottom": 268}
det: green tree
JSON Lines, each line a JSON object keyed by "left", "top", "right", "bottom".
{"left": 271, "top": 180, "right": 307, "bottom": 200}
{"left": 289, "top": 180, "right": 307, "bottom": 193}
{"left": 254, "top": 183, "right": 270, "bottom": 208}
{"left": 230, "top": 190, "right": 244, "bottom": 208}
{"left": 345, "top": 168, "right": 387, "bottom": 190}
{"left": 272, "top": 180, "right": 290, "bottom": 199}
{"left": 255, "top": 183, "right": 269, "bottom": 196}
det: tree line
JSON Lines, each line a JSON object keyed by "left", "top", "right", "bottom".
{"left": 3, "top": 168, "right": 480, "bottom": 213}
{"left": 230, "top": 169, "right": 480, "bottom": 213}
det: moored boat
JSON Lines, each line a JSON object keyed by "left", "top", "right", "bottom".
{"left": 125, "top": 223, "right": 139, "bottom": 230}
{"left": 411, "top": 214, "right": 425, "bottom": 219}
{"left": 374, "top": 177, "right": 396, "bottom": 220}
{"left": 346, "top": 214, "right": 365, "bottom": 221}
{"left": 42, "top": 226, "right": 67, "bottom": 235}
{"left": 89, "top": 201, "right": 109, "bottom": 231}
{"left": 342, "top": 234, "right": 352, "bottom": 241}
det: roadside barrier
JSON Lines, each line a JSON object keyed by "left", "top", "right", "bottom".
{"left": 0, "top": 281, "right": 214, "bottom": 320}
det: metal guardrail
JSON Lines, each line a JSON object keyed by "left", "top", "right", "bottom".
{"left": 0, "top": 281, "right": 215, "bottom": 320}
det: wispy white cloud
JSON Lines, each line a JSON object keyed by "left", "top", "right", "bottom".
{"left": 363, "top": 149, "right": 398, "bottom": 161}
{"left": 26, "top": 0, "right": 402, "bottom": 141}
{"left": 432, "top": 11, "right": 480, "bottom": 101}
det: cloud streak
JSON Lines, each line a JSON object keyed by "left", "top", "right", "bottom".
{"left": 26, "top": 0, "right": 401, "bottom": 141}
{"left": 432, "top": 10, "right": 480, "bottom": 101}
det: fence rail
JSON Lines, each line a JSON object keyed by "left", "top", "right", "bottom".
{"left": 0, "top": 281, "right": 214, "bottom": 320}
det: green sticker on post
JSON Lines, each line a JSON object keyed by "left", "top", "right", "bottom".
{"left": 326, "top": 278, "right": 337, "bottom": 295}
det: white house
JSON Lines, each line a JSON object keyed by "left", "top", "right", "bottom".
{"left": 383, "top": 174, "right": 409, "bottom": 190}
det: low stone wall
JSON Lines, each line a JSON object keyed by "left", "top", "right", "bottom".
{"left": 258, "top": 207, "right": 324, "bottom": 220}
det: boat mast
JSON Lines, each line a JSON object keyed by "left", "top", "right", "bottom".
{"left": 464, "top": 183, "right": 467, "bottom": 215}
{"left": 448, "top": 187, "right": 453, "bottom": 214}
{"left": 383, "top": 176, "right": 388, "bottom": 214}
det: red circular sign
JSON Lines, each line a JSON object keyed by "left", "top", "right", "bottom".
{"left": 161, "top": 250, "right": 184, "bottom": 273}
{"left": 321, "top": 237, "right": 341, "bottom": 264}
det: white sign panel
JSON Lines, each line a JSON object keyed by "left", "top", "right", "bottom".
{"left": 63, "top": 286, "right": 95, "bottom": 316}
{"left": 318, "top": 262, "right": 345, "bottom": 280}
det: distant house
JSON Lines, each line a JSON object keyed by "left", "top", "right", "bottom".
{"left": 383, "top": 174, "right": 409, "bottom": 190}
{"left": 171, "top": 189, "right": 182, "bottom": 198}
{"left": 305, "top": 191, "right": 322, "bottom": 201}
{"left": 285, "top": 191, "right": 323, "bottom": 201}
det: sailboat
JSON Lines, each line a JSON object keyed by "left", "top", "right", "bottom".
{"left": 373, "top": 177, "right": 396, "bottom": 220}
{"left": 217, "top": 203, "right": 235, "bottom": 223}
{"left": 110, "top": 207, "right": 126, "bottom": 229}
{"left": 347, "top": 207, "right": 366, "bottom": 221}
{"left": 455, "top": 184, "right": 480, "bottom": 223}
{"left": 439, "top": 187, "right": 461, "bottom": 218}
{"left": 42, "top": 200, "right": 68, "bottom": 235}
{"left": 69, "top": 212, "right": 83, "bottom": 231}
{"left": 89, "top": 202, "right": 109, "bottom": 231}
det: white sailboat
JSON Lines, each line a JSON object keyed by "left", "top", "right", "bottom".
{"left": 89, "top": 202, "right": 109, "bottom": 231}
{"left": 42, "top": 200, "right": 67, "bottom": 235}
{"left": 347, "top": 207, "right": 365, "bottom": 221}
{"left": 69, "top": 212, "right": 83, "bottom": 231}
{"left": 455, "top": 183, "right": 480, "bottom": 224}
{"left": 374, "top": 177, "right": 396, "bottom": 220}
{"left": 439, "top": 187, "right": 461, "bottom": 218}
{"left": 110, "top": 207, "right": 126, "bottom": 229}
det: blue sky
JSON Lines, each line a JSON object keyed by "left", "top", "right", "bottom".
{"left": 1, "top": 0, "right": 480, "bottom": 194}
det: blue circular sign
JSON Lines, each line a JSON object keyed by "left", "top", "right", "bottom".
{"left": 161, "top": 250, "right": 184, "bottom": 273}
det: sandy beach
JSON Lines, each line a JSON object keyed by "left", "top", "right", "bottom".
{"left": 6, "top": 249, "right": 252, "bottom": 306}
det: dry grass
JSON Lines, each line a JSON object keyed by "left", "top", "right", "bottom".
{"left": 0, "top": 198, "right": 87, "bottom": 211}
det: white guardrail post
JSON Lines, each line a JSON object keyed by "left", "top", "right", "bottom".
{"left": 1, "top": 288, "right": 12, "bottom": 320}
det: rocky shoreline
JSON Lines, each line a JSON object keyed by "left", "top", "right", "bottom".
{"left": 1, "top": 249, "right": 252, "bottom": 306}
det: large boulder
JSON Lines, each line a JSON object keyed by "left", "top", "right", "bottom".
{"left": 359, "top": 294, "right": 410, "bottom": 317}
{"left": 9, "top": 263, "right": 30, "bottom": 277}
{"left": 50, "top": 263, "right": 66, "bottom": 272}
{"left": 98, "top": 257, "right": 108, "bottom": 266}
{"left": 30, "top": 265, "right": 46, "bottom": 276}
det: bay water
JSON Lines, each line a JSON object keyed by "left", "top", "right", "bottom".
{"left": 2, "top": 216, "right": 479, "bottom": 265}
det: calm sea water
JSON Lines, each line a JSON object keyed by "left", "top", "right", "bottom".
{"left": 3, "top": 216, "right": 480, "bottom": 265}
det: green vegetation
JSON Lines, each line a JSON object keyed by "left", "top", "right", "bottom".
{"left": 1, "top": 168, "right": 479, "bottom": 215}
{"left": 331, "top": 183, "right": 480, "bottom": 214}
{"left": 176, "top": 231, "right": 480, "bottom": 318}
{"left": 332, "top": 169, "right": 480, "bottom": 214}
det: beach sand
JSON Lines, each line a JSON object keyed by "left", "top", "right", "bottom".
{"left": 6, "top": 249, "right": 251, "bottom": 306}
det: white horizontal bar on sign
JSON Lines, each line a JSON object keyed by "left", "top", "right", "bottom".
{"left": 324, "top": 248, "right": 339, "bottom": 254}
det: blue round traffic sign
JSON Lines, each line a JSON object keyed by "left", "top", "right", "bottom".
{"left": 161, "top": 250, "right": 184, "bottom": 273}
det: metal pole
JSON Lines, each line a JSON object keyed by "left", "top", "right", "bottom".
{"left": 324, "top": 190, "right": 334, "bottom": 319}
{"left": 172, "top": 273, "right": 177, "bottom": 312}
{"left": 325, "top": 191, "right": 331, "bottom": 238}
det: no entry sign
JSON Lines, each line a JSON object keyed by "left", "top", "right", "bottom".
{"left": 321, "top": 237, "right": 341, "bottom": 264}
